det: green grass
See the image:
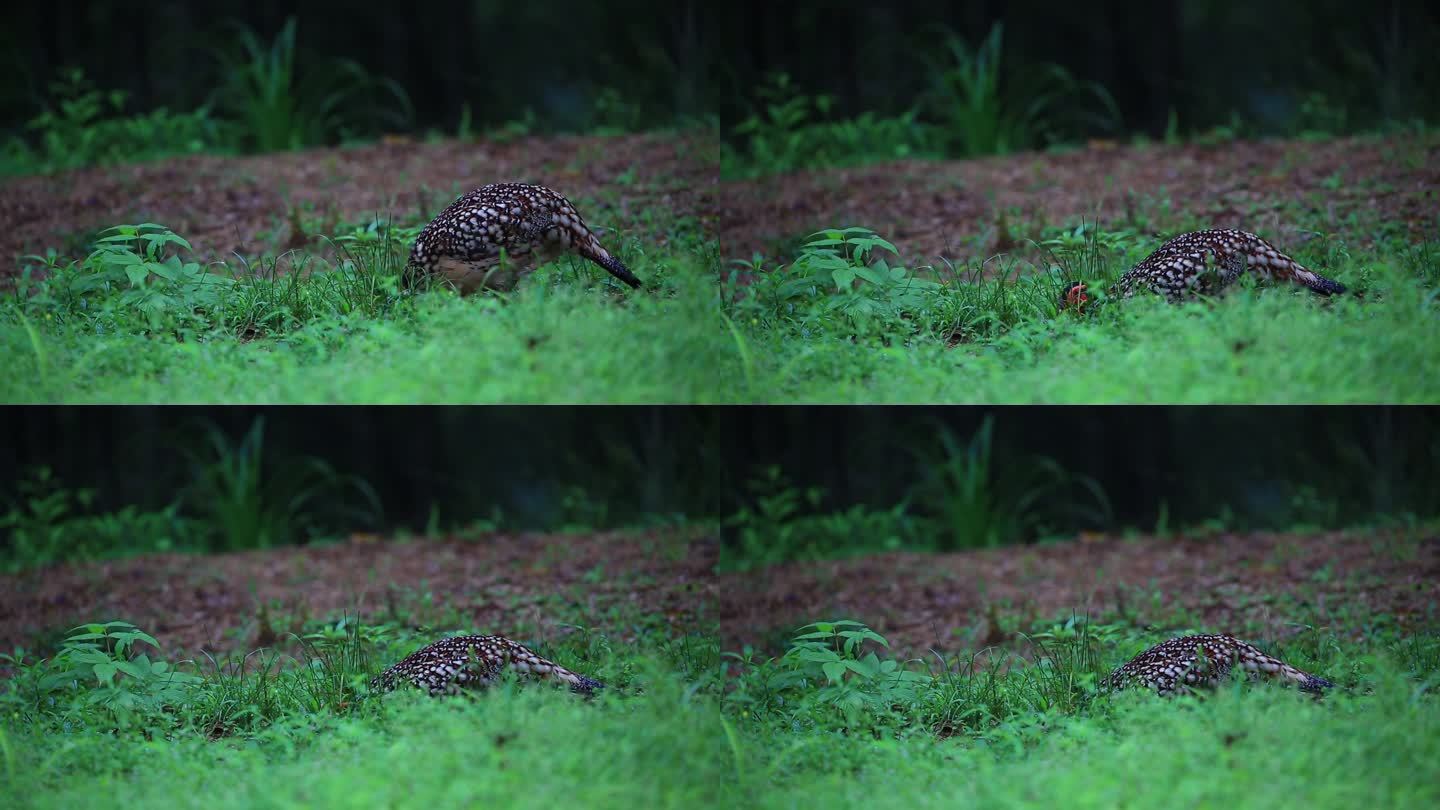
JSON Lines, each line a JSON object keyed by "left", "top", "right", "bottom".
{"left": 739, "top": 664, "right": 1439, "bottom": 809}
{"left": 0, "top": 204, "right": 720, "bottom": 403}
{"left": 721, "top": 617, "right": 1440, "bottom": 809}
{"left": 1, "top": 616, "right": 725, "bottom": 809}
{"left": 715, "top": 223, "right": 1440, "bottom": 404}
{"left": 6, "top": 619, "right": 1436, "bottom": 810}
{"left": 2, "top": 683, "right": 727, "bottom": 809}
{"left": 6, "top": 212, "right": 1434, "bottom": 404}
{"left": 3, "top": 583, "right": 1437, "bottom": 808}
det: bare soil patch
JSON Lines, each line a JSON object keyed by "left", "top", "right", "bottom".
{"left": 0, "top": 529, "right": 719, "bottom": 661}
{"left": 718, "top": 528, "right": 1440, "bottom": 660}
{"left": 6, "top": 526, "right": 1434, "bottom": 670}
{"left": 0, "top": 131, "right": 718, "bottom": 284}
{"left": 718, "top": 134, "right": 1439, "bottom": 270}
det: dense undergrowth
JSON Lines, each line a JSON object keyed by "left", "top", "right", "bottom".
{"left": 0, "top": 415, "right": 387, "bottom": 572}
{"left": 722, "top": 23, "right": 1123, "bottom": 179}
{"left": 0, "top": 200, "right": 719, "bottom": 404}
{"left": 717, "top": 220, "right": 1439, "bottom": 404}
{"left": 722, "top": 617, "right": 1440, "bottom": 809}
{"left": 720, "top": 17, "right": 1438, "bottom": 179}
{"left": 3, "top": 611, "right": 1435, "bottom": 808}
{"left": 2, "top": 16, "right": 705, "bottom": 178}
{"left": 0, "top": 615, "right": 725, "bottom": 809}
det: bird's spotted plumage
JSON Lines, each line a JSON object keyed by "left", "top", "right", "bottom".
{"left": 1100, "top": 633, "right": 1335, "bottom": 697}
{"left": 405, "top": 182, "right": 642, "bottom": 294}
{"left": 369, "top": 634, "right": 604, "bottom": 697}
{"left": 1108, "top": 228, "right": 1345, "bottom": 303}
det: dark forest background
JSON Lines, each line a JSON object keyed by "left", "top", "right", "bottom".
{"left": 6, "top": 1, "right": 1436, "bottom": 149}
{"left": 0, "top": 0, "right": 717, "bottom": 145}
{"left": 716, "top": 0, "right": 1440, "bottom": 139}
{"left": 4, "top": 407, "right": 1437, "bottom": 568}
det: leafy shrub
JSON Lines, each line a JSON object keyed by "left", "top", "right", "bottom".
{"left": 0, "top": 415, "right": 384, "bottom": 568}
{"left": 916, "top": 22, "right": 1121, "bottom": 156}
{"left": 588, "top": 86, "right": 650, "bottom": 134}
{"left": 0, "top": 67, "right": 233, "bottom": 176}
{"left": 726, "top": 227, "right": 945, "bottom": 338}
{"left": 8, "top": 219, "right": 413, "bottom": 342}
{"left": 723, "top": 22, "right": 1121, "bottom": 177}
{"left": 0, "top": 467, "right": 196, "bottom": 572}
{"left": 209, "top": 16, "right": 414, "bottom": 152}
{"left": 180, "top": 415, "right": 382, "bottom": 551}
{"left": 718, "top": 414, "right": 1114, "bottom": 569}
{"left": 720, "top": 466, "right": 917, "bottom": 571}
{"left": 14, "top": 223, "right": 236, "bottom": 337}
{"left": 0, "top": 621, "right": 201, "bottom": 731}
{"left": 723, "top": 72, "right": 938, "bottom": 177}
{"left": 724, "top": 616, "right": 1152, "bottom": 743}
{"left": 724, "top": 621, "right": 932, "bottom": 734}
{"left": 905, "top": 415, "right": 1113, "bottom": 550}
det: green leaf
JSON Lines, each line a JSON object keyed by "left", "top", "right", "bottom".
{"left": 852, "top": 266, "right": 886, "bottom": 285}
{"left": 148, "top": 262, "right": 182, "bottom": 281}
{"left": 121, "top": 629, "right": 160, "bottom": 650}
{"left": 71, "top": 650, "right": 112, "bottom": 666}
{"left": 821, "top": 661, "right": 846, "bottom": 684}
{"left": 791, "top": 648, "right": 841, "bottom": 664}
{"left": 844, "top": 658, "right": 877, "bottom": 679}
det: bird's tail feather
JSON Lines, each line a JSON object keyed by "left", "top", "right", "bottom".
{"left": 577, "top": 238, "right": 642, "bottom": 289}
{"left": 544, "top": 665, "right": 604, "bottom": 695}
{"left": 595, "top": 252, "right": 642, "bottom": 289}
{"left": 1276, "top": 661, "right": 1335, "bottom": 693}
{"left": 1275, "top": 257, "right": 1345, "bottom": 296}
{"left": 1297, "top": 269, "right": 1346, "bottom": 295}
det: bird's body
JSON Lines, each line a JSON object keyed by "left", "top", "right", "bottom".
{"left": 1100, "top": 633, "right": 1335, "bottom": 697}
{"left": 1109, "top": 228, "right": 1346, "bottom": 303}
{"left": 404, "top": 182, "right": 641, "bottom": 294}
{"left": 369, "top": 634, "right": 604, "bottom": 697}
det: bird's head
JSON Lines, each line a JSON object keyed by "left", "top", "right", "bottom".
{"left": 1059, "top": 280, "right": 1090, "bottom": 313}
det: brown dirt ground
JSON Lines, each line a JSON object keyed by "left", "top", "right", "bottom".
{"left": 6, "top": 527, "right": 1434, "bottom": 672}
{"left": 0, "top": 131, "right": 719, "bottom": 285}
{"left": 0, "top": 529, "right": 720, "bottom": 663}
{"left": 717, "top": 133, "right": 1440, "bottom": 270}
{"left": 718, "top": 527, "right": 1440, "bottom": 661}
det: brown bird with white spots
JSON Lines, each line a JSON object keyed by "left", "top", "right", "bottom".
{"left": 369, "top": 634, "right": 604, "bottom": 697}
{"left": 1060, "top": 228, "right": 1346, "bottom": 310}
{"left": 404, "top": 182, "right": 642, "bottom": 294}
{"left": 1100, "top": 633, "right": 1335, "bottom": 697}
